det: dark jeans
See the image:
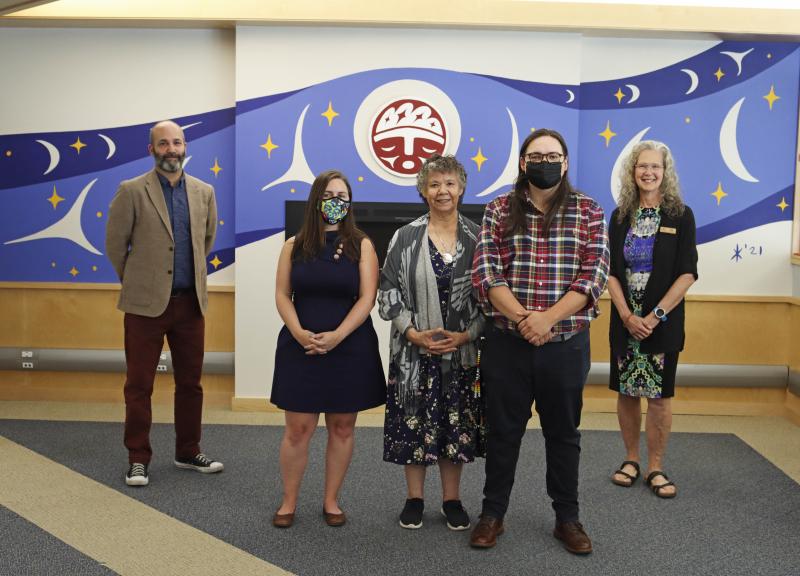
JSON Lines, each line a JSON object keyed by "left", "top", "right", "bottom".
{"left": 480, "top": 327, "right": 591, "bottom": 523}
{"left": 123, "top": 293, "right": 205, "bottom": 464}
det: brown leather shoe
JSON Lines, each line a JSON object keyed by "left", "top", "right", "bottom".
{"left": 323, "top": 509, "right": 347, "bottom": 527}
{"left": 553, "top": 521, "right": 593, "bottom": 555}
{"left": 469, "top": 515, "right": 504, "bottom": 548}
{"left": 272, "top": 510, "right": 295, "bottom": 528}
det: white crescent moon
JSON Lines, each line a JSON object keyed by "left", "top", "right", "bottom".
{"left": 720, "top": 97, "right": 758, "bottom": 183}
{"left": 36, "top": 139, "right": 60, "bottom": 175}
{"left": 565, "top": 89, "right": 575, "bottom": 104}
{"left": 625, "top": 84, "right": 641, "bottom": 104}
{"left": 680, "top": 68, "right": 699, "bottom": 95}
{"left": 98, "top": 133, "right": 116, "bottom": 160}
{"left": 476, "top": 108, "right": 519, "bottom": 198}
{"left": 180, "top": 122, "right": 202, "bottom": 131}
{"left": 182, "top": 156, "right": 192, "bottom": 169}
{"left": 610, "top": 127, "right": 651, "bottom": 203}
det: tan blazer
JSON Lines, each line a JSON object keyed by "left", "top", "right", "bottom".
{"left": 105, "top": 169, "right": 217, "bottom": 317}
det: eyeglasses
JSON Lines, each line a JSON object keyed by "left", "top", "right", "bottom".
{"left": 524, "top": 152, "right": 564, "bottom": 164}
{"left": 635, "top": 163, "right": 664, "bottom": 172}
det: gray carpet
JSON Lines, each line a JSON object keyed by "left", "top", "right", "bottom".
{"left": 1, "top": 419, "right": 798, "bottom": 576}
{"left": 0, "top": 505, "right": 118, "bottom": 576}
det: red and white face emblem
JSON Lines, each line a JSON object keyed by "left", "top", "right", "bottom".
{"left": 370, "top": 99, "right": 447, "bottom": 177}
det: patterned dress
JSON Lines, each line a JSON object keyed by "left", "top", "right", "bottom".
{"left": 613, "top": 207, "right": 678, "bottom": 398}
{"left": 383, "top": 239, "right": 485, "bottom": 465}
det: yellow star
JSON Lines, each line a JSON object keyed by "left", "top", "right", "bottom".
{"left": 321, "top": 101, "right": 340, "bottom": 127}
{"left": 48, "top": 186, "right": 64, "bottom": 209}
{"left": 614, "top": 88, "right": 625, "bottom": 104}
{"left": 711, "top": 182, "right": 728, "bottom": 205}
{"left": 259, "top": 134, "right": 279, "bottom": 159}
{"left": 69, "top": 266, "right": 79, "bottom": 277}
{"left": 763, "top": 85, "right": 780, "bottom": 111}
{"left": 209, "top": 255, "right": 222, "bottom": 269}
{"left": 210, "top": 157, "right": 222, "bottom": 177}
{"left": 598, "top": 121, "right": 617, "bottom": 148}
{"left": 471, "top": 147, "right": 488, "bottom": 171}
{"left": 69, "top": 137, "right": 87, "bottom": 154}
{"left": 776, "top": 197, "right": 789, "bottom": 212}
{"left": 714, "top": 67, "right": 725, "bottom": 82}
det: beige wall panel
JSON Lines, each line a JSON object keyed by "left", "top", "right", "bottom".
{"left": 0, "top": 371, "right": 234, "bottom": 408}
{"left": 681, "top": 301, "right": 790, "bottom": 365}
{"left": 0, "top": 288, "right": 234, "bottom": 351}
{"left": 790, "top": 305, "right": 800, "bottom": 372}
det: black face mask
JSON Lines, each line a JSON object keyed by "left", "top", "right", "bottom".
{"left": 526, "top": 161, "right": 563, "bottom": 189}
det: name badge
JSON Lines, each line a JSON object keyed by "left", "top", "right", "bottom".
{"left": 659, "top": 226, "right": 677, "bottom": 234}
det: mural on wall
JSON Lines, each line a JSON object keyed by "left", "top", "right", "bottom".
{"left": 0, "top": 39, "right": 797, "bottom": 292}
{"left": 0, "top": 110, "right": 236, "bottom": 282}
{"left": 576, "top": 41, "right": 798, "bottom": 270}
{"left": 235, "top": 69, "right": 579, "bottom": 246}
{"left": 236, "top": 40, "right": 798, "bottom": 280}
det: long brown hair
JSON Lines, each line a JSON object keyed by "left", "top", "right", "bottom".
{"left": 291, "top": 170, "right": 366, "bottom": 262}
{"left": 505, "top": 128, "right": 575, "bottom": 237}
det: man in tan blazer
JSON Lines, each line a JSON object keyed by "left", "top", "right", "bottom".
{"left": 106, "top": 120, "right": 223, "bottom": 486}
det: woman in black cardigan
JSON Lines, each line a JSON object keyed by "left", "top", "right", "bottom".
{"left": 608, "top": 141, "right": 697, "bottom": 498}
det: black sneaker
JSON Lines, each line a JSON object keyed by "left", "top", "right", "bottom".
{"left": 126, "top": 462, "right": 149, "bottom": 486}
{"left": 441, "top": 499, "right": 470, "bottom": 530}
{"left": 399, "top": 498, "right": 424, "bottom": 529}
{"left": 174, "top": 453, "right": 224, "bottom": 473}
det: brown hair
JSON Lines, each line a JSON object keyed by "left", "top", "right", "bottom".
{"left": 291, "top": 170, "right": 366, "bottom": 262}
{"left": 505, "top": 128, "right": 575, "bottom": 237}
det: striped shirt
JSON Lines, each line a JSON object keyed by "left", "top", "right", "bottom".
{"left": 472, "top": 190, "right": 610, "bottom": 335}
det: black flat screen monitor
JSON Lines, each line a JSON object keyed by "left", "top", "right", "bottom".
{"left": 284, "top": 201, "right": 487, "bottom": 265}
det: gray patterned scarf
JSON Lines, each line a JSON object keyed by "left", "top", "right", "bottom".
{"left": 378, "top": 213, "right": 485, "bottom": 411}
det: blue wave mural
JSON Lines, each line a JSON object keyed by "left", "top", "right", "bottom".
{"left": 0, "top": 40, "right": 796, "bottom": 283}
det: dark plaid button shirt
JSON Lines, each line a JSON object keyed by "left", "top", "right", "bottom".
{"left": 472, "top": 191, "right": 610, "bottom": 335}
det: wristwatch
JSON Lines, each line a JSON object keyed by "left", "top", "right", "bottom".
{"left": 653, "top": 306, "right": 668, "bottom": 322}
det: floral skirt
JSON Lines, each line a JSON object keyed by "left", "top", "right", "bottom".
{"left": 383, "top": 356, "right": 485, "bottom": 465}
{"left": 610, "top": 338, "right": 679, "bottom": 399}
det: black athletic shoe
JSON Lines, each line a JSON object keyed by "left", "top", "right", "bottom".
{"left": 174, "top": 453, "right": 224, "bottom": 473}
{"left": 399, "top": 498, "right": 424, "bottom": 529}
{"left": 125, "top": 462, "right": 149, "bottom": 486}
{"left": 441, "top": 499, "right": 470, "bottom": 530}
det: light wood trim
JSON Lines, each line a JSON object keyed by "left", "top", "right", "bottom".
{"left": 5, "top": 1, "right": 800, "bottom": 38}
{"left": 0, "top": 371, "right": 234, "bottom": 408}
{"left": 0, "top": 282, "right": 234, "bottom": 292}
{"left": 0, "top": 288, "right": 234, "bottom": 350}
{"left": 786, "top": 391, "right": 800, "bottom": 427}
{"left": 584, "top": 385, "right": 788, "bottom": 417}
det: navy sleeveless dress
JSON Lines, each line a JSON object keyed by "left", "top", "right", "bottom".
{"left": 271, "top": 231, "right": 386, "bottom": 413}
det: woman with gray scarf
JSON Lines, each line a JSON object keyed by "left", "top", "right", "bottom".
{"left": 379, "top": 155, "right": 485, "bottom": 531}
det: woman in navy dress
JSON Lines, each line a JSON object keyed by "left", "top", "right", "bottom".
{"left": 271, "top": 170, "right": 385, "bottom": 527}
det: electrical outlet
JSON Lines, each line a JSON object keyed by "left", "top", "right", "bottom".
{"left": 22, "top": 362, "right": 34, "bottom": 369}
{"left": 21, "top": 350, "right": 34, "bottom": 358}
{"left": 156, "top": 364, "right": 168, "bottom": 372}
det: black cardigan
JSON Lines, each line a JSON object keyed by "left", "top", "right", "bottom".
{"left": 608, "top": 205, "right": 698, "bottom": 357}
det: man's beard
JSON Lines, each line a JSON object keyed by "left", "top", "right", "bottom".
{"left": 154, "top": 152, "right": 184, "bottom": 173}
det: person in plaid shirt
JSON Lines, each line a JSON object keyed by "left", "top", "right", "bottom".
{"left": 469, "top": 128, "right": 609, "bottom": 554}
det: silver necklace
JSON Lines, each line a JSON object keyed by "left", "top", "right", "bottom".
{"left": 429, "top": 226, "right": 456, "bottom": 264}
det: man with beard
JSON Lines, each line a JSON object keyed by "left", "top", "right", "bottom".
{"left": 106, "top": 120, "right": 223, "bottom": 487}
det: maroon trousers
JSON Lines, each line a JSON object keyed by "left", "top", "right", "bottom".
{"left": 123, "top": 293, "right": 205, "bottom": 464}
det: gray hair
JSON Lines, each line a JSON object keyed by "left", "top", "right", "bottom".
{"left": 416, "top": 154, "right": 467, "bottom": 200}
{"left": 616, "top": 140, "right": 684, "bottom": 223}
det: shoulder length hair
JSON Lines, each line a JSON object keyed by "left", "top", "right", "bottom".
{"left": 291, "top": 170, "right": 366, "bottom": 262}
{"left": 616, "top": 140, "right": 685, "bottom": 223}
{"left": 505, "top": 128, "right": 576, "bottom": 237}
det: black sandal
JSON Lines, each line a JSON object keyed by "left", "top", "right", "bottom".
{"left": 646, "top": 470, "right": 677, "bottom": 499}
{"left": 611, "top": 460, "right": 640, "bottom": 487}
